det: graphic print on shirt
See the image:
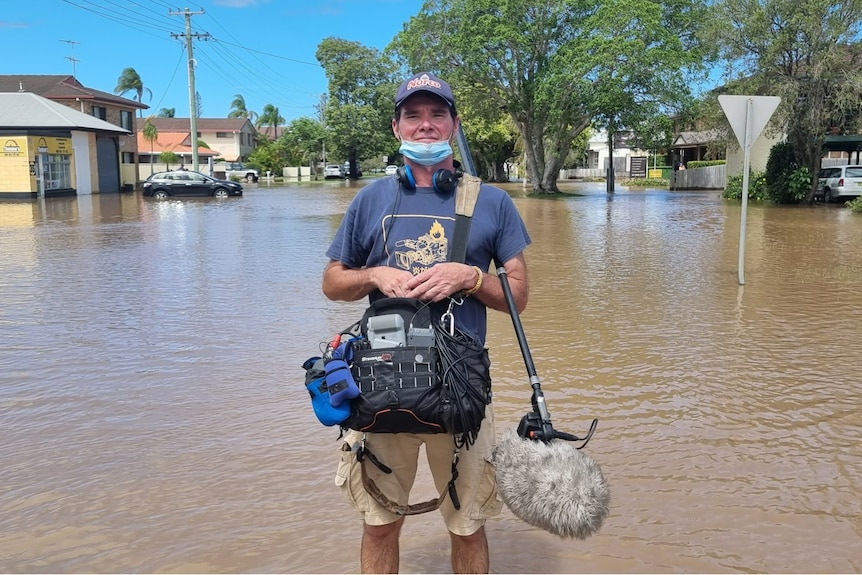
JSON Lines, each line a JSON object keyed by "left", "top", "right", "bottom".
{"left": 384, "top": 215, "right": 454, "bottom": 275}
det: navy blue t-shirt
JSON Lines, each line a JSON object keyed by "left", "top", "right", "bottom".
{"left": 326, "top": 175, "right": 531, "bottom": 344}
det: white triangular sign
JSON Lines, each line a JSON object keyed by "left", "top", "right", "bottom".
{"left": 719, "top": 95, "right": 781, "bottom": 149}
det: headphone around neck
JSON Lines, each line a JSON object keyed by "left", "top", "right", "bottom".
{"left": 396, "top": 164, "right": 463, "bottom": 194}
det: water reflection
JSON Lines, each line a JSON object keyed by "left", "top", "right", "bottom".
{"left": 1, "top": 182, "right": 860, "bottom": 573}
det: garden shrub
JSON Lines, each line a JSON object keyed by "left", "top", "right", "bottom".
{"left": 723, "top": 171, "right": 767, "bottom": 200}
{"left": 687, "top": 160, "right": 726, "bottom": 169}
{"left": 764, "top": 141, "right": 801, "bottom": 203}
{"left": 846, "top": 197, "right": 862, "bottom": 213}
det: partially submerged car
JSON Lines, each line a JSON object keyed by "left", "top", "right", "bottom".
{"left": 142, "top": 171, "right": 243, "bottom": 199}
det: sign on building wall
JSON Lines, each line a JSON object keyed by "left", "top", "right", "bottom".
{"left": 3, "top": 138, "right": 24, "bottom": 156}
{"left": 32, "top": 136, "right": 71, "bottom": 155}
{"left": 630, "top": 156, "right": 648, "bottom": 178}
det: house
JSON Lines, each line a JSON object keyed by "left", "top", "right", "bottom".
{"left": 0, "top": 92, "right": 131, "bottom": 198}
{"left": 256, "top": 125, "right": 288, "bottom": 141}
{"left": 0, "top": 75, "right": 147, "bottom": 188}
{"left": 136, "top": 129, "right": 220, "bottom": 177}
{"left": 143, "top": 118, "right": 257, "bottom": 162}
{"left": 573, "top": 129, "right": 651, "bottom": 177}
{"left": 671, "top": 129, "right": 725, "bottom": 168}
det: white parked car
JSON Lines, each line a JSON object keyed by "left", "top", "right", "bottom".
{"left": 215, "top": 162, "right": 259, "bottom": 183}
{"left": 384, "top": 165, "right": 399, "bottom": 176}
{"left": 324, "top": 164, "right": 344, "bottom": 179}
{"left": 816, "top": 165, "right": 862, "bottom": 202}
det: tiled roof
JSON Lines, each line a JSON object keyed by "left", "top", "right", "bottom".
{"left": 257, "top": 125, "right": 287, "bottom": 139}
{"left": 0, "top": 92, "right": 130, "bottom": 134}
{"left": 145, "top": 117, "right": 254, "bottom": 132}
{"left": 0, "top": 75, "right": 148, "bottom": 109}
{"left": 136, "top": 131, "right": 218, "bottom": 156}
{"left": 673, "top": 129, "right": 722, "bottom": 147}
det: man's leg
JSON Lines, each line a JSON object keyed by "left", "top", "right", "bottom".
{"left": 450, "top": 526, "right": 489, "bottom": 574}
{"left": 361, "top": 517, "right": 404, "bottom": 574}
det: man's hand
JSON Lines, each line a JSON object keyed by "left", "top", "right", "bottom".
{"left": 376, "top": 266, "right": 416, "bottom": 298}
{"left": 323, "top": 261, "right": 414, "bottom": 301}
{"left": 403, "top": 263, "right": 475, "bottom": 302}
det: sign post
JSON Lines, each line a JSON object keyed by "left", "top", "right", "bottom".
{"left": 718, "top": 95, "right": 781, "bottom": 285}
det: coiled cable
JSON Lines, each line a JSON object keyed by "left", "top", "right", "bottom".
{"left": 432, "top": 320, "right": 490, "bottom": 447}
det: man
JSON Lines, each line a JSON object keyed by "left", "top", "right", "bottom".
{"left": 322, "top": 71, "right": 531, "bottom": 574}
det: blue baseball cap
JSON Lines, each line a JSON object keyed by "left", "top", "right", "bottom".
{"left": 394, "top": 72, "right": 456, "bottom": 113}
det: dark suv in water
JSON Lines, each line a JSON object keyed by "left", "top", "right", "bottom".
{"left": 142, "top": 170, "right": 243, "bottom": 199}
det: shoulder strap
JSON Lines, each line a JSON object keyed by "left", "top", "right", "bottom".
{"left": 449, "top": 174, "right": 482, "bottom": 263}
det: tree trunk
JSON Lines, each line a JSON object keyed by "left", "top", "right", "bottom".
{"left": 495, "top": 159, "right": 507, "bottom": 182}
{"left": 804, "top": 156, "right": 820, "bottom": 205}
{"left": 518, "top": 118, "right": 558, "bottom": 193}
{"left": 606, "top": 120, "right": 616, "bottom": 194}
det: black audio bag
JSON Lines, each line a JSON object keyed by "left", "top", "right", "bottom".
{"left": 340, "top": 297, "right": 491, "bottom": 444}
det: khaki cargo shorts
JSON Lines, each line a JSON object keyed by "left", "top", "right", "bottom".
{"left": 334, "top": 405, "right": 502, "bottom": 536}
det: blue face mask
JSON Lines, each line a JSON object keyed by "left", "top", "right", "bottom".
{"left": 399, "top": 139, "right": 453, "bottom": 166}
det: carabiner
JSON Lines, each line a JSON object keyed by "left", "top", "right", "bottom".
{"left": 441, "top": 311, "right": 454, "bottom": 336}
{"left": 441, "top": 298, "right": 456, "bottom": 336}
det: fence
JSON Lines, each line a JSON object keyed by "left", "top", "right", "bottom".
{"left": 563, "top": 164, "right": 726, "bottom": 190}
{"left": 671, "top": 164, "right": 726, "bottom": 190}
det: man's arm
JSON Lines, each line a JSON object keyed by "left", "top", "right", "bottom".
{"left": 472, "top": 252, "right": 529, "bottom": 314}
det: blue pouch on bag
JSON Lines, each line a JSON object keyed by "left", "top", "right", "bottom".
{"left": 303, "top": 356, "right": 351, "bottom": 426}
{"left": 325, "top": 340, "right": 360, "bottom": 407}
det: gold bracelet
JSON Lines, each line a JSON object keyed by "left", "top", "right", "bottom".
{"left": 462, "top": 266, "right": 483, "bottom": 297}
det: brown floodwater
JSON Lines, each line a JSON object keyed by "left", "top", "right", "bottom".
{"left": 1, "top": 180, "right": 860, "bottom": 573}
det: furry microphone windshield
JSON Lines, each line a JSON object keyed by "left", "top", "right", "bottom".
{"left": 492, "top": 428, "right": 610, "bottom": 540}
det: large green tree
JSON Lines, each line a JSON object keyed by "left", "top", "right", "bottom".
{"left": 278, "top": 117, "right": 328, "bottom": 175}
{"left": 392, "top": 0, "right": 710, "bottom": 192}
{"left": 114, "top": 67, "right": 152, "bottom": 118}
{"left": 588, "top": 0, "right": 709, "bottom": 190}
{"left": 316, "top": 37, "right": 398, "bottom": 178}
{"left": 454, "top": 81, "right": 519, "bottom": 181}
{"left": 707, "top": 0, "right": 862, "bottom": 203}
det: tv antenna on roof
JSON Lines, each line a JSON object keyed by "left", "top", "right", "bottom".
{"left": 60, "top": 40, "right": 79, "bottom": 77}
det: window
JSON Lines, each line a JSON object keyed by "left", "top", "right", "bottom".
{"left": 43, "top": 154, "right": 72, "bottom": 189}
{"left": 845, "top": 167, "right": 862, "bottom": 178}
{"left": 92, "top": 106, "right": 107, "bottom": 120}
{"left": 216, "top": 132, "right": 229, "bottom": 138}
{"left": 120, "top": 110, "right": 133, "bottom": 131}
{"left": 121, "top": 152, "right": 134, "bottom": 163}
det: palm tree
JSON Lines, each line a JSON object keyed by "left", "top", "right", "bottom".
{"left": 142, "top": 117, "right": 158, "bottom": 176}
{"left": 159, "top": 151, "right": 179, "bottom": 171}
{"left": 114, "top": 67, "right": 152, "bottom": 118}
{"left": 255, "top": 104, "right": 285, "bottom": 141}
{"left": 227, "top": 94, "right": 258, "bottom": 123}
{"left": 157, "top": 107, "right": 175, "bottom": 118}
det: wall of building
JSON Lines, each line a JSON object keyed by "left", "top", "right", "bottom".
{"left": 56, "top": 99, "right": 138, "bottom": 188}
{"left": 0, "top": 136, "right": 34, "bottom": 195}
{"left": 0, "top": 134, "right": 76, "bottom": 197}
{"left": 725, "top": 133, "right": 781, "bottom": 177}
{"left": 72, "top": 132, "right": 92, "bottom": 193}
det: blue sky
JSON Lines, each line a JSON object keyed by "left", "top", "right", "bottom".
{"left": 1, "top": 0, "right": 425, "bottom": 123}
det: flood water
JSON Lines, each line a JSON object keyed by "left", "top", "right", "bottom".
{"left": 1, "top": 180, "right": 860, "bottom": 573}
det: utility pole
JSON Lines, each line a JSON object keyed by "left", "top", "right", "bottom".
{"left": 317, "top": 94, "right": 328, "bottom": 175}
{"left": 60, "top": 40, "right": 79, "bottom": 77}
{"left": 170, "top": 8, "right": 210, "bottom": 172}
